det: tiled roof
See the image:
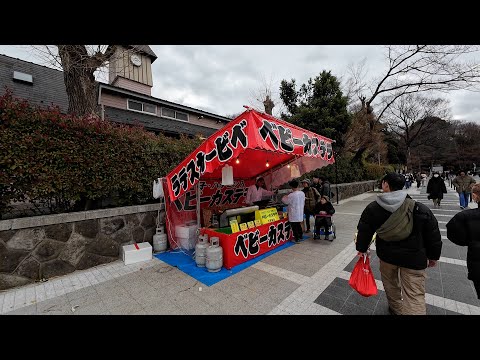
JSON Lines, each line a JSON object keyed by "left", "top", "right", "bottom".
{"left": 104, "top": 106, "right": 217, "bottom": 137}
{"left": 128, "top": 45, "right": 158, "bottom": 62}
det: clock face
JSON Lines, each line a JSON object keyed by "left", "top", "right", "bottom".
{"left": 130, "top": 54, "right": 142, "bottom": 67}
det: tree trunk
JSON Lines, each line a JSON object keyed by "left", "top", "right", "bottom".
{"left": 57, "top": 45, "right": 100, "bottom": 117}
{"left": 352, "top": 146, "right": 367, "bottom": 162}
{"left": 406, "top": 146, "right": 411, "bottom": 171}
{"left": 263, "top": 95, "right": 274, "bottom": 115}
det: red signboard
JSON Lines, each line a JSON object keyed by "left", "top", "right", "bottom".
{"left": 163, "top": 179, "right": 255, "bottom": 250}
{"left": 165, "top": 109, "right": 334, "bottom": 201}
{"left": 201, "top": 218, "right": 292, "bottom": 269}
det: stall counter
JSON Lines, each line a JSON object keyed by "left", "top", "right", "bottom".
{"left": 201, "top": 218, "right": 292, "bottom": 269}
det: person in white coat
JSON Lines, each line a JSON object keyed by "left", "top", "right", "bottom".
{"left": 245, "top": 177, "right": 276, "bottom": 206}
{"left": 282, "top": 179, "right": 306, "bottom": 243}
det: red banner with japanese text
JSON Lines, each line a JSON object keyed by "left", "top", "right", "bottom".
{"left": 165, "top": 109, "right": 334, "bottom": 201}
{"left": 201, "top": 218, "right": 292, "bottom": 269}
{"left": 163, "top": 179, "right": 255, "bottom": 249}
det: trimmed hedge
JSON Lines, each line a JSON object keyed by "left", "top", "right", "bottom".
{"left": 0, "top": 91, "right": 201, "bottom": 217}
{"left": 307, "top": 155, "right": 393, "bottom": 184}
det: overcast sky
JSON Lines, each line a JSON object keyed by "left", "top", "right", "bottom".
{"left": 1, "top": 45, "right": 479, "bottom": 122}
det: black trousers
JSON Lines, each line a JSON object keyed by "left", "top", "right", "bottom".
{"left": 290, "top": 222, "right": 303, "bottom": 241}
{"left": 315, "top": 217, "right": 332, "bottom": 234}
{"left": 473, "top": 280, "right": 480, "bottom": 299}
{"left": 304, "top": 209, "right": 315, "bottom": 230}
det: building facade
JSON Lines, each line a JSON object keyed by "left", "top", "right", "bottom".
{"left": 0, "top": 45, "right": 230, "bottom": 137}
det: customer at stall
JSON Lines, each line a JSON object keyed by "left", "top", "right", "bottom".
{"left": 282, "top": 179, "right": 305, "bottom": 243}
{"left": 313, "top": 195, "right": 335, "bottom": 240}
{"left": 245, "top": 176, "right": 277, "bottom": 206}
{"left": 301, "top": 178, "right": 320, "bottom": 233}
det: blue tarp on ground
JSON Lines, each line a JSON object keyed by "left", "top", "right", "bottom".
{"left": 154, "top": 236, "right": 307, "bottom": 286}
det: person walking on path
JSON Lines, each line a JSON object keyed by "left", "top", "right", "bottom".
{"left": 301, "top": 178, "right": 320, "bottom": 233}
{"left": 415, "top": 173, "right": 422, "bottom": 189}
{"left": 282, "top": 179, "right": 305, "bottom": 243}
{"left": 452, "top": 170, "right": 476, "bottom": 209}
{"left": 355, "top": 172, "right": 442, "bottom": 315}
{"left": 319, "top": 176, "right": 332, "bottom": 198}
{"left": 312, "top": 176, "right": 322, "bottom": 194}
{"left": 427, "top": 172, "right": 447, "bottom": 208}
{"left": 446, "top": 183, "right": 480, "bottom": 299}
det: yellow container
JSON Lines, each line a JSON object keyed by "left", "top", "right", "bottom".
{"left": 255, "top": 208, "right": 280, "bottom": 225}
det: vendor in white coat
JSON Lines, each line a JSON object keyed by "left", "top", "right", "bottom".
{"left": 282, "top": 179, "right": 306, "bottom": 243}
{"left": 245, "top": 176, "right": 277, "bottom": 206}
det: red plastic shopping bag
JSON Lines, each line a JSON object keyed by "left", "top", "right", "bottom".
{"left": 349, "top": 253, "right": 378, "bottom": 297}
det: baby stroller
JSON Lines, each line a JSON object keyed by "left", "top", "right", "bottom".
{"left": 314, "top": 214, "right": 336, "bottom": 241}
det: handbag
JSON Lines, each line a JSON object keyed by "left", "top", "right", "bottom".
{"left": 348, "top": 253, "right": 378, "bottom": 297}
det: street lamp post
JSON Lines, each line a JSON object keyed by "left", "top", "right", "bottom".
{"left": 335, "top": 153, "right": 339, "bottom": 205}
{"left": 332, "top": 141, "right": 339, "bottom": 205}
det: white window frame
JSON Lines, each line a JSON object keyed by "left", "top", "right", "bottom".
{"left": 143, "top": 103, "right": 157, "bottom": 114}
{"left": 13, "top": 71, "right": 33, "bottom": 84}
{"left": 175, "top": 111, "right": 189, "bottom": 122}
{"left": 161, "top": 107, "right": 189, "bottom": 122}
{"left": 127, "top": 99, "right": 157, "bottom": 115}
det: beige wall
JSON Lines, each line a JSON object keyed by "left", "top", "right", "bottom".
{"left": 188, "top": 115, "right": 224, "bottom": 129}
{"left": 113, "top": 77, "right": 152, "bottom": 96}
{"left": 101, "top": 93, "right": 127, "bottom": 109}
{"left": 100, "top": 91, "right": 228, "bottom": 130}
{"left": 109, "top": 46, "right": 153, "bottom": 92}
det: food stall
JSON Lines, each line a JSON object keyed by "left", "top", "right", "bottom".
{"left": 162, "top": 107, "right": 335, "bottom": 269}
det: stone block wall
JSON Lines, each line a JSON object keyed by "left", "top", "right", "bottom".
{"left": 0, "top": 203, "right": 164, "bottom": 290}
{"left": 278, "top": 180, "right": 377, "bottom": 202}
{"left": 331, "top": 180, "right": 377, "bottom": 202}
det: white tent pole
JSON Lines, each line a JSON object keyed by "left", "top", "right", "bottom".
{"left": 196, "top": 181, "right": 201, "bottom": 231}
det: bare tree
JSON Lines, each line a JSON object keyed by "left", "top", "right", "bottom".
{"left": 342, "top": 45, "right": 480, "bottom": 161}
{"left": 247, "top": 73, "right": 285, "bottom": 117}
{"left": 355, "top": 45, "right": 480, "bottom": 123}
{"left": 30, "top": 45, "right": 142, "bottom": 117}
{"left": 342, "top": 58, "right": 369, "bottom": 109}
{"left": 448, "top": 120, "right": 480, "bottom": 170}
{"left": 409, "top": 119, "right": 455, "bottom": 172}
{"left": 343, "top": 103, "right": 386, "bottom": 160}
{"left": 385, "top": 94, "right": 451, "bottom": 170}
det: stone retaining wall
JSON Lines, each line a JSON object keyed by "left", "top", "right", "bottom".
{"left": 0, "top": 203, "right": 164, "bottom": 290}
{"left": 278, "top": 180, "right": 377, "bottom": 202}
{"left": 331, "top": 180, "right": 377, "bottom": 202}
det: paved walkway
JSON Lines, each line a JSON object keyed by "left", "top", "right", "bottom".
{"left": 1, "top": 181, "right": 478, "bottom": 315}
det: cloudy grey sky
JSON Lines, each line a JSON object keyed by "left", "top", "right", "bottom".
{"left": 1, "top": 45, "right": 479, "bottom": 122}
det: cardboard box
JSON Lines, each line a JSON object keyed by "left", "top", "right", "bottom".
{"left": 123, "top": 242, "right": 152, "bottom": 265}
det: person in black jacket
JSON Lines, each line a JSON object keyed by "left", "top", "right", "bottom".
{"left": 427, "top": 172, "right": 447, "bottom": 208}
{"left": 319, "top": 176, "right": 331, "bottom": 198}
{"left": 313, "top": 195, "right": 335, "bottom": 240}
{"left": 446, "top": 183, "right": 480, "bottom": 298}
{"left": 356, "top": 172, "right": 442, "bottom": 315}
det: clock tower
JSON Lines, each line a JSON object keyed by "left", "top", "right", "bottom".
{"left": 108, "top": 45, "right": 157, "bottom": 96}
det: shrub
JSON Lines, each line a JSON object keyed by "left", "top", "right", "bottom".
{"left": 306, "top": 154, "right": 392, "bottom": 184}
{"left": 0, "top": 91, "right": 200, "bottom": 217}
{"left": 364, "top": 163, "right": 387, "bottom": 180}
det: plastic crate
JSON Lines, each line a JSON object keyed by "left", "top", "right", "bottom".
{"left": 215, "top": 227, "right": 232, "bottom": 234}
